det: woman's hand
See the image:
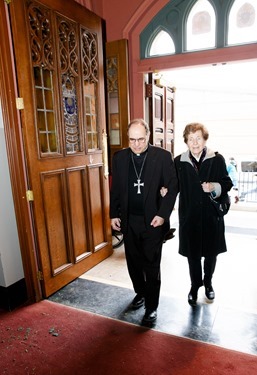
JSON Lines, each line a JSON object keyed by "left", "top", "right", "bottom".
{"left": 201, "top": 182, "right": 215, "bottom": 193}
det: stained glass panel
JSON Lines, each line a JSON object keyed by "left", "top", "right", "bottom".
{"left": 149, "top": 31, "right": 175, "bottom": 56}
{"left": 106, "top": 57, "right": 120, "bottom": 146}
{"left": 228, "top": 0, "right": 257, "bottom": 44}
{"left": 186, "top": 0, "right": 215, "bottom": 51}
{"left": 62, "top": 74, "right": 80, "bottom": 153}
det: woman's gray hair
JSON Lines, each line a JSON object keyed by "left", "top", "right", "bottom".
{"left": 127, "top": 118, "right": 150, "bottom": 135}
{"left": 183, "top": 122, "right": 209, "bottom": 143}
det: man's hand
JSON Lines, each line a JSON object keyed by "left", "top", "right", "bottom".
{"left": 151, "top": 215, "right": 164, "bottom": 227}
{"left": 111, "top": 218, "right": 121, "bottom": 231}
{"left": 160, "top": 187, "right": 168, "bottom": 197}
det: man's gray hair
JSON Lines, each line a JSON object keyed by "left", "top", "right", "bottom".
{"left": 127, "top": 118, "right": 150, "bottom": 135}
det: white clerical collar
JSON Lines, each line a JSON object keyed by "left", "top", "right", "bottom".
{"left": 132, "top": 147, "right": 148, "bottom": 158}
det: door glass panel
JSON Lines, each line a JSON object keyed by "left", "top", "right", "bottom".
{"left": 84, "top": 81, "right": 98, "bottom": 150}
{"left": 39, "top": 133, "right": 48, "bottom": 153}
{"left": 43, "top": 69, "right": 52, "bottom": 89}
{"left": 37, "top": 111, "right": 46, "bottom": 131}
{"left": 106, "top": 57, "right": 120, "bottom": 145}
{"left": 45, "top": 89, "right": 53, "bottom": 108}
{"left": 36, "top": 88, "right": 44, "bottom": 108}
{"left": 47, "top": 112, "right": 55, "bottom": 131}
{"left": 49, "top": 133, "right": 58, "bottom": 152}
{"left": 34, "top": 66, "right": 58, "bottom": 154}
{"left": 81, "top": 30, "right": 99, "bottom": 151}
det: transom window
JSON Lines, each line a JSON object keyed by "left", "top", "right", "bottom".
{"left": 228, "top": 0, "right": 257, "bottom": 45}
{"left": 141, "top": 0, "right": 257, "bottom": 58}
{"left": 149, "top": 30, "right": 175, "bottom": 56}
{"left": 186, "top": 0, "right": 215, "bottom": 51}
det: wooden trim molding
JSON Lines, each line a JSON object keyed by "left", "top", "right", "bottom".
{"left": 0, "top": 1, "right": 42, "bottom": 304}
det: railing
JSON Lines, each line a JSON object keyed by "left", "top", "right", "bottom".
{"left": 238, "top": 172, "right": 257, "bottom": 202}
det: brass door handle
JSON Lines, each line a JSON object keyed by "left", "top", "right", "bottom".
{"left": 102, "top": 130, "right": 109, "bottom": 178}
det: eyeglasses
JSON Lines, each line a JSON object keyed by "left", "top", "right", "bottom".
{"left": 129, "top": 137, "right": 146, "bottom": 144}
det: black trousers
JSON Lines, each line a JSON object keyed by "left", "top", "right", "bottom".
{"left": 187, "top": 256, "right": 217, "bottom": 290}
{"left": 123, "top": 214, "right": 164, "bottom": 310}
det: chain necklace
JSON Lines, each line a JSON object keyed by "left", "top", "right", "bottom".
{"left": 131, "top": 152, "right": 147, "bottom": 194}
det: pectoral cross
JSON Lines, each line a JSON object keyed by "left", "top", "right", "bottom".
{"left": 134, "top": 179, "right": 144, "bottom": 194}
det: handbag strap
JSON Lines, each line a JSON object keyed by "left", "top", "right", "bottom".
{"left": 206, "top": 153, "right": 219, "bottom": 200}
{"left": 206, "top": 152, "right": 218, "bottom": 182}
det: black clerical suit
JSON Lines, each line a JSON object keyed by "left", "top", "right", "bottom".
{"left": 110, "top": 144, "right": 178, "bottom": 310}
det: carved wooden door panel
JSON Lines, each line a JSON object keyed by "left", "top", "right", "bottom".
{"left": 165, "top": 86, "right": 175, "bottom": 155}
{"left": 105, "top": 39, "right": 130, "bottom": 173}
{"left": 9, "top": 0, "right": 112, "bottom": 297}
{"left": 152, "top": 83, "right": 165, "bottom": 148}
{"left": 146, "top": 74, "right": 175, "bottom": 154}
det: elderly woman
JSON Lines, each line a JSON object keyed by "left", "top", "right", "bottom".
{"left": 174, "top": 123, "right": 233, "bottom": 306}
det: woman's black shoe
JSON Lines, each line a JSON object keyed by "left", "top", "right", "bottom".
{"left": 188, "top": 288, "right": 198, "bottom": 306}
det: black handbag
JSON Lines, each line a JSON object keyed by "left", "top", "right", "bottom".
{"left": 209, "top": 193, "right": 231, "bottom": 217}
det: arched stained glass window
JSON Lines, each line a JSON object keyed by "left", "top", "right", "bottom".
{"left": 149, "top": 30, "right": 175, "bottom": 56}
{"left": 140, "top": 0, "right": 257, "bottom": 59}
{"left": 186, "top": 0, "right": 216, "bottom": 51}
{"left": 228, "top": 0, "right": 257, "bottom": 45}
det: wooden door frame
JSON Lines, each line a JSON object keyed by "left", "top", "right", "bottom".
{"left": 0, "top": 1, "right": 42, "bottom": 303}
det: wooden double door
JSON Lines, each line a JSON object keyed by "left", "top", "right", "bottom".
{"left": 8, "top": 0, "right": 112, "bottom": 297}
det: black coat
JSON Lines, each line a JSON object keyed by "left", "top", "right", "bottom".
{"left": 110, "top": 145, "right": 178, "bottom": 235}
{"left": 174, "top": 148, "right": 233, "bottom": 258}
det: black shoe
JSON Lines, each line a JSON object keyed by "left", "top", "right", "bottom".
{"left": 132, "top": 294, "right": 144, "bottom": 309}
{"left": 142, "top": 309, "right": 157, "bottom": 323}
{"left": 188, "top": 288, "right": 198, "bottom": 306}
{"left": 205, "top": 285, "right": 215, "bottom": 300}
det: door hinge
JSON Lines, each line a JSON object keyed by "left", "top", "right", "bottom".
{"left": 37, "top": 270, "right": 44, "bottom": 281}
{"left": 26, "top": 190, "right": 34, "bottom": 202}
{"left": 16, "top": 97, "right": 24, "bottom": 110}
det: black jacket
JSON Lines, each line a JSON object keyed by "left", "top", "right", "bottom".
{"left": 175, "top": 148, "right": 233, "bottom": 258}
{"left": 110, "top": 145, "right": 178, "bottom": 235}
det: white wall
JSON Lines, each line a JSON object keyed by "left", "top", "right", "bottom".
{"left": 166, "top": 61, "right": 257, "bottom": 166}
{"left": 0, "top": 105, "right": 24, "bottom": 287}
{"left": 174, "top": 87, "right": 257, "bottom": 164}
